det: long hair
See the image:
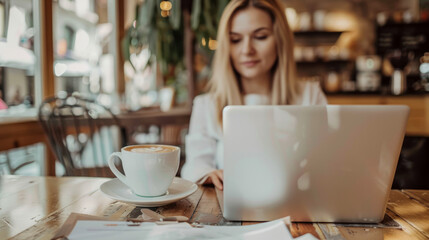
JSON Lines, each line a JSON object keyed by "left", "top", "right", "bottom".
{"left": 208, "top": 0, "right": 298, "bottom": 126}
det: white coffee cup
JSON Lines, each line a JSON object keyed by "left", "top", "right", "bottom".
{"left": 108, "top": 144, "right": 180, "bottom": 197}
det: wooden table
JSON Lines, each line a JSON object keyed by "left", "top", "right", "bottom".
{"left": 1, "top": 176, "right": 428, "bottom": 240}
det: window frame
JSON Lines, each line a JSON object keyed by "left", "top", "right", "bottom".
{"left": 0, "top": 0, "right": 124, "bottom": 117}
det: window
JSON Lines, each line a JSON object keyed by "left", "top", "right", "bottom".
{"left": 53, "top": 0, "right": 119, "bottom": 109}
{"left": 0, "top": 0, "right": 40, "bottom": 112}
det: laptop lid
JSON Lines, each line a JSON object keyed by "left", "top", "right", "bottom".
{"left": 222, "top": 105, "right": 409, "bottom": 223}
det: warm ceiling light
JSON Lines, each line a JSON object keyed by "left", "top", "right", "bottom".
{"left": 161, "top": 10, "right": 170, "bottom": 17}
{"left": 208, "top": 38, "right": 217, "bottom": 50}
{"left": 160, "top": 1, "right": 172, "bottom": 11}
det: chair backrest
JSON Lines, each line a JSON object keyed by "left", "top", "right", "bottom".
{"left": 38, "top": 94, "right": 123, "bottom": 177}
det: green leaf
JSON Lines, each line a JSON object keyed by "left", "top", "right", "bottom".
{"left": 191, "top": 0, "right": 202, "bottom": 30}
{"left": 169, "top": 0, "right": 181, "bottom": 30}
{"left": 203, "top": 0, "right": 216, "bottom": 37}
{"left": 160, "top": 60, "right": 168, "bottom": 75}
{"left": 148, "top": 28, "right": 158, "bottom": 57}
{"left": 217, "top": 0, "right": 229, "bottom": 23}
{"left": 138, "top": 0, "right": 156, "bottom": 27}
{"left": 121, "top": 27, "right": 135, "bottom": 70}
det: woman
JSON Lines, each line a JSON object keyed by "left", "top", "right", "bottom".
{"left": 181, "top": 0, "right": 327, "bottom": 190}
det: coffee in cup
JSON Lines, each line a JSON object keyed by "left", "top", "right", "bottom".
{"left": 108, "top": 144, "right": 180, "bottom": 197}
{"left": 124, "top": 145, "right": 176, "bottom": 153}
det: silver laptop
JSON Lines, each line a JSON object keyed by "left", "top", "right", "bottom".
{"left": 222, "top": 105, "right": 409, "bottom": 223}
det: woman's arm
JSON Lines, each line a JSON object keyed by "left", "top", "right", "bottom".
{"left": 203, "top": 169, "right": 224, "bottom": 190}
{"left": 181, "top": 95, "right": 220, "bottom": 185}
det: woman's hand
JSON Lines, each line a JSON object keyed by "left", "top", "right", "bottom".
{"left": 203, "top": 170, "right": 224, "bottom": 190}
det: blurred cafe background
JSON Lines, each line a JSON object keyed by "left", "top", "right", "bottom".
{"left": 0, "top": 0, "right": 428, "bottom": 188}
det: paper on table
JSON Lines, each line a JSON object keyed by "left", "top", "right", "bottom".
{"left": 67, "top": 219, "right": 318, "bottom": 240}
{"left": 203, "top": 221, "right": 317, "bottom": 240}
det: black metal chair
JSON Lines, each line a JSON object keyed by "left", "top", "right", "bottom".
{"left": 38, "top": 93, "right": 125, "bottom": 177}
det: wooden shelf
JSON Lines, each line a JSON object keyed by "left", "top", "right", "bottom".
{"left": 294, "top": 31, "right": 345, "bottom": 45}
{"left": 296, "top": 60, "right": 351, "bottom": 66}
{"left": 294, "top": 31, "right": 344, "bottom": 37}
{"left": 327, "top": 94, "right": 429, "bottom": 136}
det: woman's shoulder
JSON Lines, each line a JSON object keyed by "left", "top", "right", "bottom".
{"left": 294, "top": 81, "right": 327, "bottom": 105}
{"left": 193, "top": 93, "right": 214, "bottom": 105}
{"left": 192, "top": 93, "right": 216, "bottom": 112}
{"left": 298, "top": 80, "right": 322, "bottom": 93}
{"left": 189, "top": 93, "right": 220, "bottom": 134}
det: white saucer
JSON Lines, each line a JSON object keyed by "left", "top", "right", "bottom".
{"left": 100, "top": 177, "right": 198, "bottom": 207}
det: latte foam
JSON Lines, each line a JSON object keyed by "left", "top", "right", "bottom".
{"left": 125, "top": 145, "right": 176, "bottom": 153}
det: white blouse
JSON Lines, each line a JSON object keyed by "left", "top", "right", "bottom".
{"left": 181, "top": 81, "right": 328, "bottom": 183}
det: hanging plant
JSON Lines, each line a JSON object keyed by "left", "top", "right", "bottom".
{"left": 121, "top": 0, "right": 230, "bottom": 99}
{"left": 122, "top": 0, "right": 184, "bottom": 76}
{"left": 191, "top": 0, "right": 229, "bottom": 55}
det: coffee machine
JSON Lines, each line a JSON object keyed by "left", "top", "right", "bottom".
{"left": 420, "top": 52, "right": 429, "bottom": 91}
{"left": 356, "top": 55, "right": 382, "bottom": 92}
{"left": 376, "top": 22, "right": 429, "bottom": 94}
{"left": 388, "top": 50, "right": 408, "bottom": 95}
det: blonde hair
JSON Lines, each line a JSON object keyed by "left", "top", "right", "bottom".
{"left": 208, "top": 0, "right": 298, "bottom": 125}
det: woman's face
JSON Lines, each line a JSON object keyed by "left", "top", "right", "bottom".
{"left": 229, "top": 7, "right": 277, "bottom": 80}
